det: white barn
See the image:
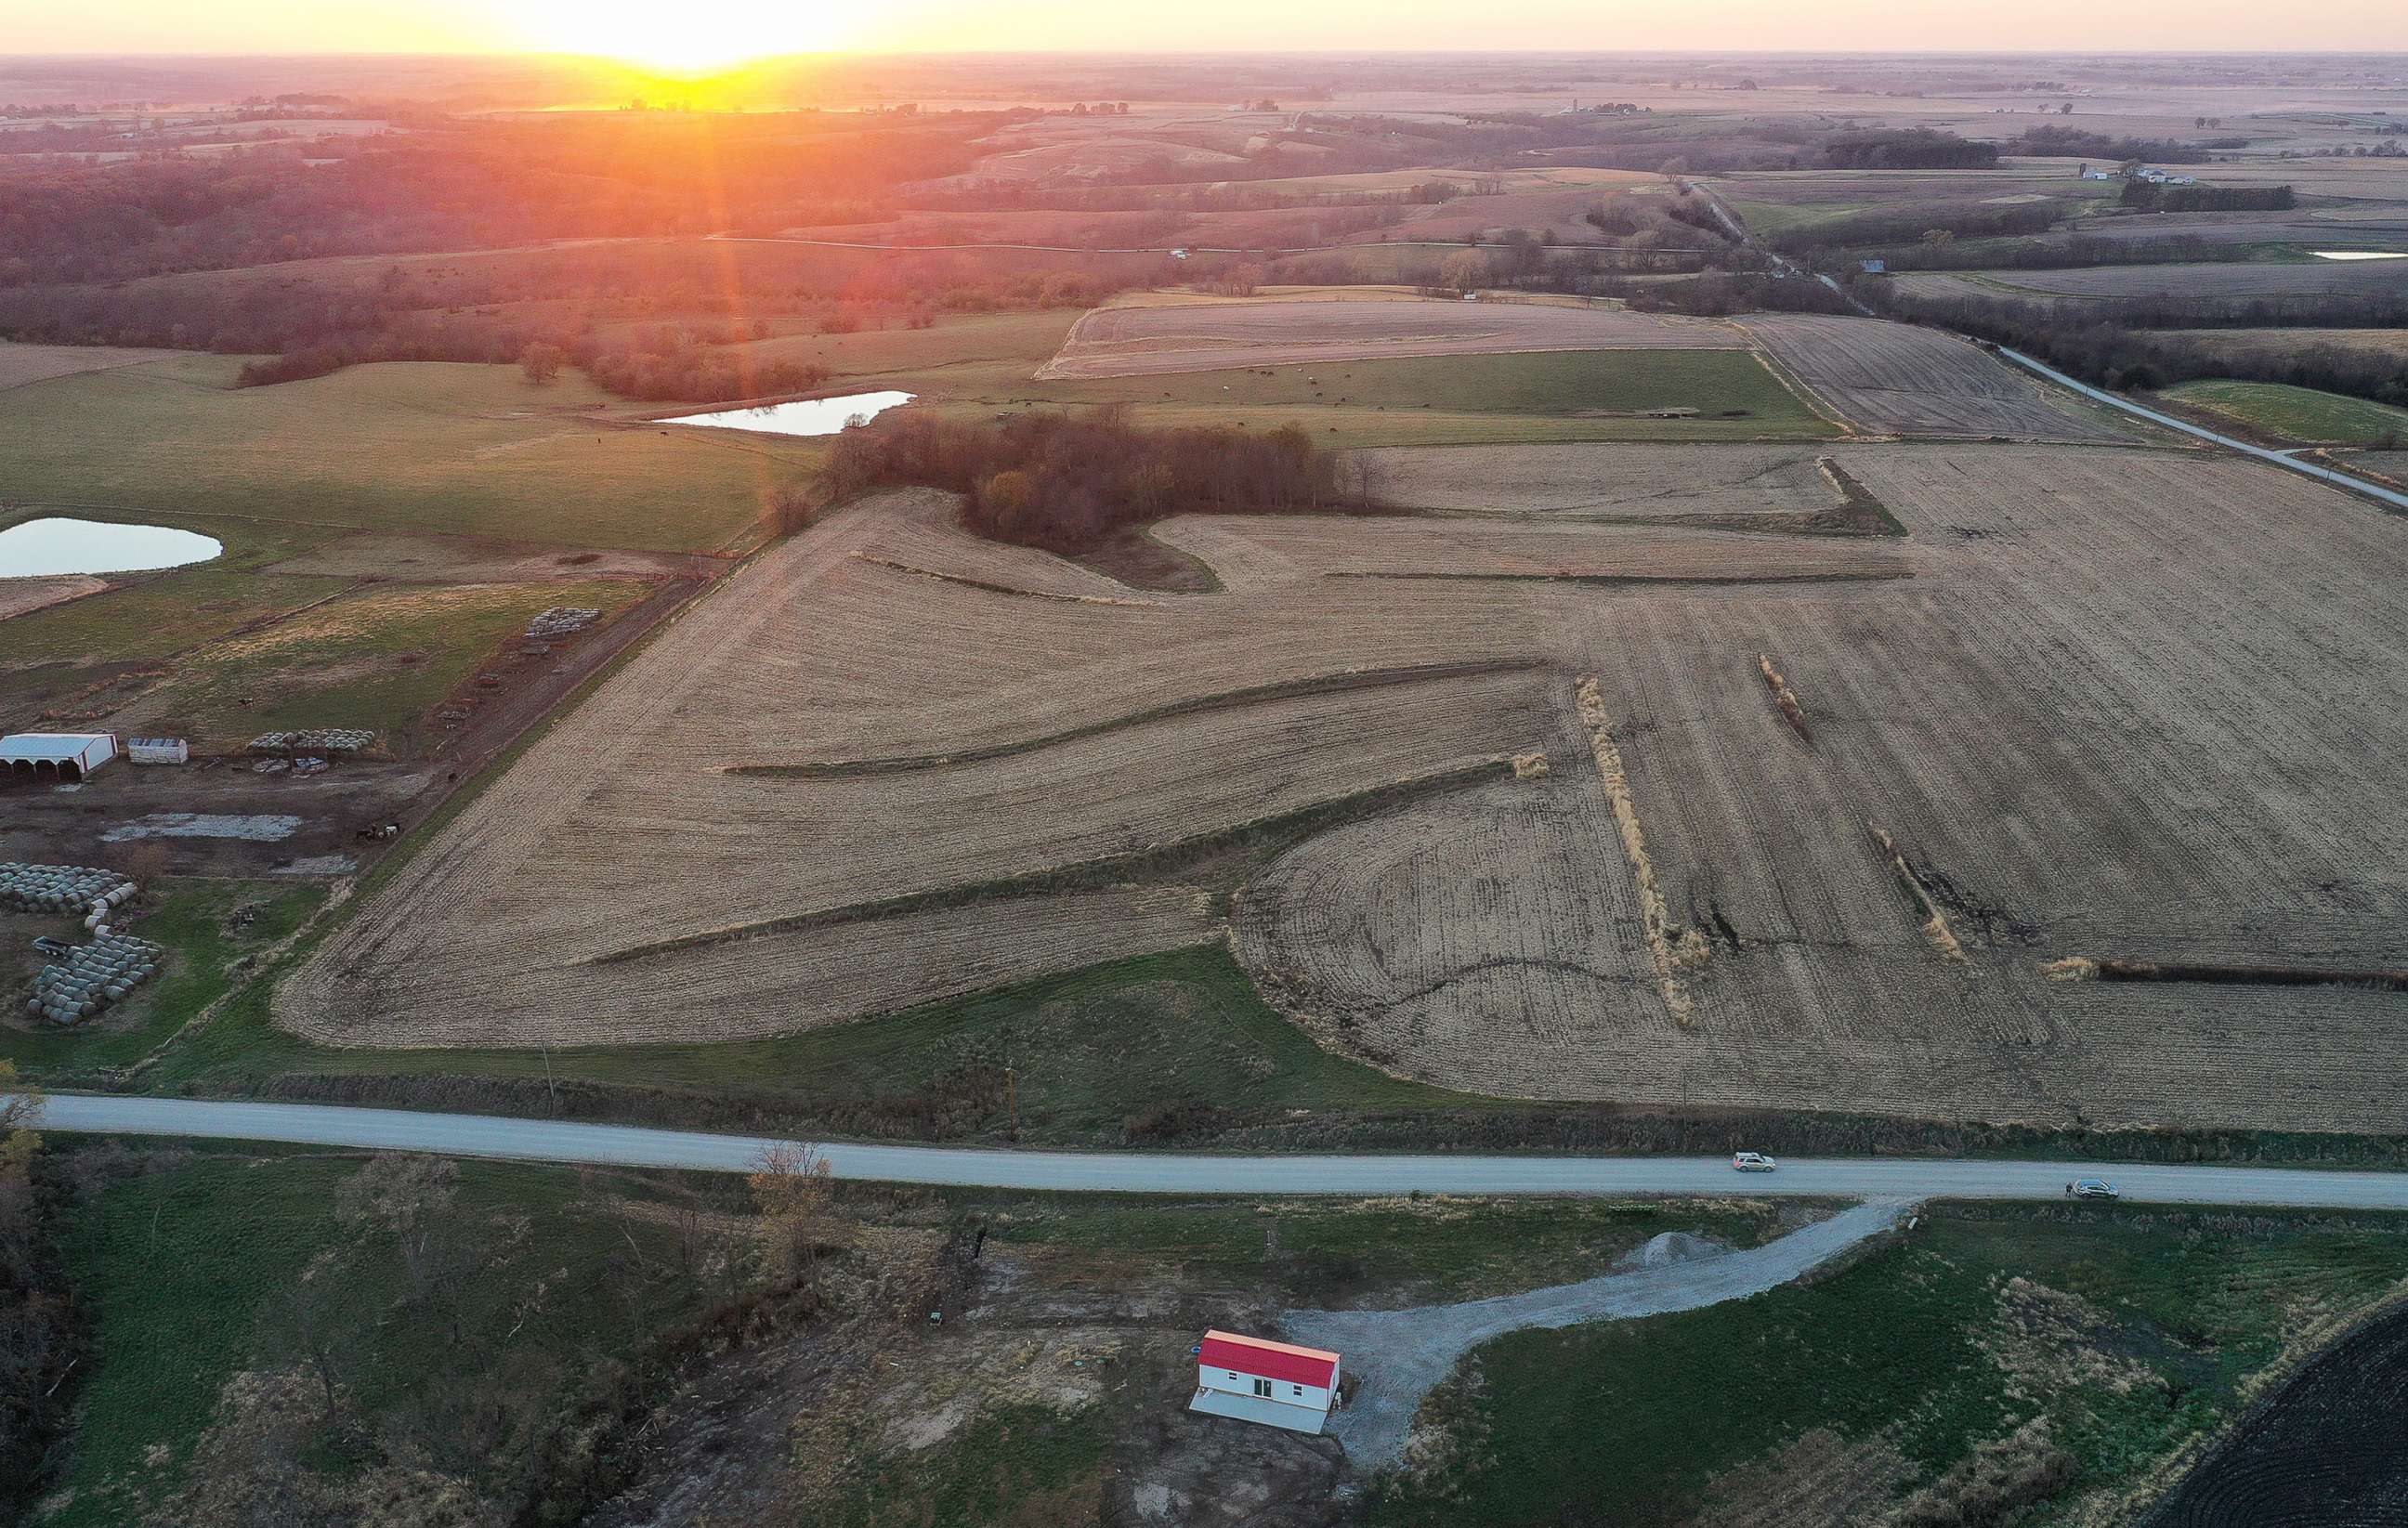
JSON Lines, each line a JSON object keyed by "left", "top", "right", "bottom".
{"left": 1, "top": 732, "right": 117, "bottom": 783}
{"left": 1190, "top": 1330, "right": 1341, "bottom": 1434}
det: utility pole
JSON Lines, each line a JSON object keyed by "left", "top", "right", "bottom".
{"left": 1004, "top": 1064, "right": 1019, "bottom": 1143}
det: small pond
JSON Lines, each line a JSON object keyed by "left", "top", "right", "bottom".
{"left": 0, "top": 517, "right": 223, "bottom": 578}
{"left": 2310, "top": 250, "right": 2407, "bottom": 262}
{"left": 661, "top": 389, "right": 915, "bottom": 438}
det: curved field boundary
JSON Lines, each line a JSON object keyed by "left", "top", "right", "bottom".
{"left": 591, "top": 757, "right": 1517, "bottom": 966}
{"left": 729, "top": 659, "right": 1548, "bottom": 778}
{"left": 2137, "top": 1297, "right": 2408, "bottom": 1527}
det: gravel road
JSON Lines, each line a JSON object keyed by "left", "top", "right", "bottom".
{"left": 1284, "top": 1200, "right": 1914, "bottom": 1467}
{"left": 14, "top": 1095, "right": 2408, "bottom": 1209}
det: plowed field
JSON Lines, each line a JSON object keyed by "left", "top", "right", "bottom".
{"left": 291, "top": 444, "right": 2408, "bottom": 1135}
{"left": 1238, "top": 444, "right": 2408, "bottom": 1132}
{"left": 1037, "top": 296, "right": 1747, "bottom": 380}
{"left": 1738, "top": 314, "right": 2135, "bottom": 442}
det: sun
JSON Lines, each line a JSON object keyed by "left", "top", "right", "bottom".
{"left": 500, "top": 0, "right": 855, "bottom": 72}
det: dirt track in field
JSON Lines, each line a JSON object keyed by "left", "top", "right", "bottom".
{"left": 0, "top": 339, "right": 182, "bottom": 392}
{"left": 1036, "top": 296, "right": 1747, "bottom": 379}
{"left": 0, "top": 573, "right": 108, "bottom": 620}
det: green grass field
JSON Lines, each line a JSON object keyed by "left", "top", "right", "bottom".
{"left": 1721, "top": 196, "right": 1876, "bottom": 237}
{"left": 1375, "top": 1204, "right": 2408, "bottom": 1526}
{"left": 145, "top": 944, "right": 1477, "bottom": 1139}
{"left": 2162, "top": 378, "right": 2408, "bottom": 447}
{"left": 0, "top": 880, "right": 322, "bottom": 1081}
{"left": 978, "top": 1192, "right": 1801, "bottom": 1305}
{"left": 0, "top": 354, "right": 816, "bottom": 551}
{"left": 908, "top": 348, "right": 1839, "bottom": 447}
{"left": 118, "top": 576, "right": 651, "bottom": 749}
{"left": 47, "top": 1149, "right": 713, "bottom": 1527}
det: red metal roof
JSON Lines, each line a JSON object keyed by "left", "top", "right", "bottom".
{"left": 1198, "top": 1330, "right": 1339, "bottom": 1388}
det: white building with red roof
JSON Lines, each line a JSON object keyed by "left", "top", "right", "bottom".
{"left": 1190, "top": 1329, "right": 1342, "bottom": 1434}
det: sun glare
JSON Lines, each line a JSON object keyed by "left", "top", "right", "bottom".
{"left": 500, "top": 0, "right": 854, "bottom": 72}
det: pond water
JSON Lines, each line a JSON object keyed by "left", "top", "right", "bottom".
{"left": 0, "top": 516, "right": 223, "bottom": 578}
{"left": 2310, "top": 250, "right": 2407, "bottom": 262}
{"left": 662, "top": 389, "right": 915, "bottom": 437}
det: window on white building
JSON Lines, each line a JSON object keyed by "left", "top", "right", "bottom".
{"left": 1251, "top": 1378, "right": 1273, "bottom": 1398}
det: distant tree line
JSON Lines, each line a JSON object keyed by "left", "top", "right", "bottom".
{"left": 1833, "top": 231, "right": 2271, "bottom": 275}
{"left": 1, "top": 240, "right": 1140, "bottom": 399}
{"left": 1868, "top": 285, "right": 2408, "bottom": 410}
{"left": 0, "top": 110, "right": 1004, "bottom": 287}
{"left": 1817, "top": 128, "right": 2000, "bottom": 170}
{"left": 2008, "top": 124, "right": 2247, "bottom": 163}
{"left": 822, "top": 409, "right": 1345, "bottom": 552}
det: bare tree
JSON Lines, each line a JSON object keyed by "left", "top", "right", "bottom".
{"left": 748, "top": 1143, "right": 835, "bottom": 1284}
{"left": 263, "top": 1249, "right": 362, "bottom": 1424}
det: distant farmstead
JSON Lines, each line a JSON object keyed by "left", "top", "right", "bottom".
{"left": 1190, "top": 1330, "right": 1342, "bottom": 1434}
{"left": 1, "top": 732, "right": 117, "bottom": 782}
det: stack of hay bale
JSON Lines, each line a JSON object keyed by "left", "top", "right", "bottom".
{"left": 526, "top": 607, "right": 601, "bottom": 640}
{"left": 4, "top": 863, "right": 158, "bottom": 1026}
{"left": 248, "top": 727, "right": 376, "bottom": 756}
{"left": 0, "top": 862, "right": 137, "bottom": 931}
{"left": 30, "top": 930, "right": 163, "bottom": 1026}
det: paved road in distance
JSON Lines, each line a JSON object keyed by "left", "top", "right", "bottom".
{"left": 15, "top": 1094, "right": 2407, "bottom": 1208}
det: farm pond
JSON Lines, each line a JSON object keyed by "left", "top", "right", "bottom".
{"left": 661, "top": 389, "right": 915, "bottom": 437}
{"left": 0, "top": 516, "right": 222, "bottom": 577}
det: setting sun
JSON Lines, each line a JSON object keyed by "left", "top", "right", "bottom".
{"left": 498, "top": 0, "right": 857, "bottom": 70}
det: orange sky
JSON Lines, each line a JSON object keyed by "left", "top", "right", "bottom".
{"left": 10, "top": 0, "right": 2407, "bottom": 63}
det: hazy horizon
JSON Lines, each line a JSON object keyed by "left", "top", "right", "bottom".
{"left": 9, "top": 0, "right": 2408, "bottom": 70}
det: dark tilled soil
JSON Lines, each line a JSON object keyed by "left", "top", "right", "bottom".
{"left": 2140, "top": 1303, "right": 2408, "bottom": 1527}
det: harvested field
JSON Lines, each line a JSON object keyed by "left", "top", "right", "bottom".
{"left": 1151, "top": 514, "right": 1915, "bottom": 593}
{"left": 1895, "top": 259, "right": 2408, "bottom": 305}
{"left": 0, "top": 574, "right": 106, "bottom": 621}
{"left": 281, "top": 886, "right": 1222, "bottom": 1047}
{"left": 1237, "top": 443, "right": 2408, "bottom": 1132}
{"left": 287, "top": 439, "right": 2408, "bottom": 1134}
{"left": 1354, "top": 443, "right": 1846, "bottom": 521}
{"left": 1036, "top": 295, "right": 1746, "bottom": 380}
{"left": 2160, "top": 328, "right": 2408, "bottom": 365}
{"left": 281, "top": 489, "right": 1579, "bottom": 1047}
{"left": 1737, "top": 313, "right": 2135, "bottom": 442}
{"left": 0, "top": 338, "right": 182, "bottom": 391}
